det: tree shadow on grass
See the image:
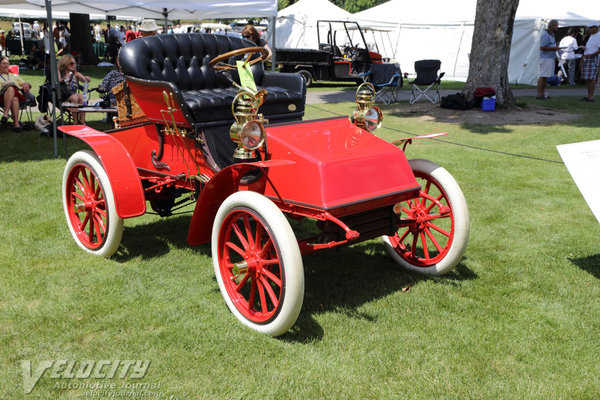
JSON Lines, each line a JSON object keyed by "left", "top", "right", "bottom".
{"left": 569, "top": 254, "right": 600, "bottom": 279}
{"left": 0, "top": 123, "right": 108, "bottom": 163}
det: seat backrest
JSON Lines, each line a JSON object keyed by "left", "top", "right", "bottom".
{"left": 369, "top": 63, "right": 400, "bottom": 85}
{"left": 413, "top": 59, "right": 441, "bottom": 85}
{"left": 8, "top": 65, "right": 19, "bottom": 75}
{"left": 119, "top": 33, "right": 263, "bottom": 91}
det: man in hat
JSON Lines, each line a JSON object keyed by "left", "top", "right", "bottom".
{"left": 581, "top": 23, "right": 600, "bottom": 102}
{"left": 139, "top": 20, "right": 159, "bottom": 38}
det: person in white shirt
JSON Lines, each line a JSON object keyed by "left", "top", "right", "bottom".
{"left": 118, "top": 26, "right": 126, "bottom": 46}
{"left": 94, "top": 24, "right": 101, "bottom": 42}
{"left": 32, "top": 20, "right": 39, "bottom": 38}
{"left": 559, "top": 28, "right": 580, "bottom": 85}
{"left": 581, "top": 23, "right": 600, "bottom": 102}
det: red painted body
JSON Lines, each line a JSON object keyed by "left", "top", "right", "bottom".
{"left": 187, "top": 160, "right": 295, "bottom": 245}
{"left": 369, "top": 51, "right": 383, "bottom": 64}
{"left": 59, "top": 125, "right": 146, "bottom": 218}
{"left": 62, "top": 116, "right": 419, "bottom": 248}
{"left": 262, "top": 117, "right": 420, "bottom": 214}
{"left": 126, "top": 80, "right": 191, "bottom": 127}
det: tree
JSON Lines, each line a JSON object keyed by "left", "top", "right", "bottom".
{"left": 463, "top": 0, "right": 520, "bottom": 106}
{"left": 330, "top": 0, "right": 388, "bottom": 13}
{"left": 69, "top": 13, "right": 98, "bottom": 65}
{"left": 278, "top": 0, "right": 292, "bottom": 9}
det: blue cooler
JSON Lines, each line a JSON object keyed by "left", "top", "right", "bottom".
{"left": 481, "top": 97, "right": 496, "bottom": 111}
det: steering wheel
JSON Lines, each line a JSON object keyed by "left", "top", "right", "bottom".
{"left": 208, "top": 47, "right": 269, "bottom": 71}
{"left": 343, "top": 43, "right": 358, "bottom": 58}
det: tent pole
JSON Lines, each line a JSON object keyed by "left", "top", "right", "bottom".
{"left": 45, "top": 0, "right": 64, "bottom": 158}
{"left": 452, "top": 22, "right": 467, "bottom": 78}
{"left": 271, "top": 16, "right": 276, "bottom": 71}
{"left": 517, "top": 20, "right": 545, "bottom": 84}
{"left": 163, "top": 8, "right": 168, "bottom": 33}
{"left": 18, "top": 16, "right": 25, "bottom": 55}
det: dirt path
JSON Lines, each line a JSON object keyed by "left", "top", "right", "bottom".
{"left": 389, "top": 102, "right": 580, "bottom": 125}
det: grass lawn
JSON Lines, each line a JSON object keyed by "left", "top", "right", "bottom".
{"left": 1, "top": 88, "right": 600, "bottom": 399}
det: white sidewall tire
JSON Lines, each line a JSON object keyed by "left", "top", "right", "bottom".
{"left": 382, "top": 159, "right": 470, "bottom": 275}
{"left": 62, "top": 150, "right": 123, "bottom": 257}
{"left": 212, "top": 191, "right": 304, "bottom": 336}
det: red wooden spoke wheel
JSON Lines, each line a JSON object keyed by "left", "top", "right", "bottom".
{"left": 383, "top": 159, "right": 469, "bottom": 275}
{"left": 212, "top": 191, "right": 303, "bottom": 336}
{"left": 62, "top": 150, "right": 123, "bottom": 257}
{"left": 219, "top": 208, "right": 283, "bottom": 322}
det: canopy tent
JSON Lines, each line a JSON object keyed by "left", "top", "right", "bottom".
{"left": 354, "top": 0, "right": 476, "bottom": 81}
{"left": 0, "top": 0, "right": 278, "bottom": 157}
{"left": 0, "top": 6, "right": 108, "bottom": 18}
{"left": 0, "top": 0, "right": 278, "bottom": 19}
{"left": 272, "top": 0, "right": 352, "bottom": 49}
{"left": 353, "top": 0, "right": 600, "bottom": 85}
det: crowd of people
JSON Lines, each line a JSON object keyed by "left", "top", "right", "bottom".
{"left": 537, "top": 20, "right": 600, "bottom": 101}
{"left": 0, "top": 17, "right": 273, "bottom": 132}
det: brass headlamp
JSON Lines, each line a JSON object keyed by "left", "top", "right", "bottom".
{"left": 229, "top": 88, "right": 268, "bottom": 159}
{"left": 350, "top": 82, "right": 383, "bottom": 132}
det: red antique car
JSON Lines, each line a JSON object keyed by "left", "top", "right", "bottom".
{"left": 60, "top": 34, "right": 469, "bottom": 336}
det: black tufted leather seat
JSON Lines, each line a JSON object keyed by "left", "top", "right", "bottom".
{"left": 119, "top": 33, "right": 306, "bottom": 127}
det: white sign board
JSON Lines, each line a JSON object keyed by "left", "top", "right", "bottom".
{"left": 557, "top": 139, "right": 600, "bottom": 224}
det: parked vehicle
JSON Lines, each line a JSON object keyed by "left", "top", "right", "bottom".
{"left": 10, "top": 22, "right": 32, "bottom": 38}
{"left": 276, "top": 20, "right": 387, "bottom": 86}
{"left": 60, "top": 33, "right": 469, "bottom": 337}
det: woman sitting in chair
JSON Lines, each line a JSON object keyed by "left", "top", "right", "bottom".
{"left": 58, "top": 54, "right": 91, "bottom": 124}
{"left": 0, "top": 56, "right": 32, "bottom": 132}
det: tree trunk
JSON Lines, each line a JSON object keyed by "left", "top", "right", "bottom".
{"left": 464, "top": 0, "right": 520, "bottom": 106}
{"left": 69, "top": 13, "right": 98, "bottom": 65}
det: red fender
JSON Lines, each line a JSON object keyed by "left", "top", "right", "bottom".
{"left": 60, "top": 125, "right": 146, "bottom": 219}
{"left": 187, "top": 160, "right": 295, "bottom": 246}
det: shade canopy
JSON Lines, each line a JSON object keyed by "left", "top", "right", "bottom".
{"left": 0, "top": 0, "right": 278, "bottom": 19}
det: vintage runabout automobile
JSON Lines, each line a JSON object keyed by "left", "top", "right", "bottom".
{"left": 60, "top": 33, "right": 469, "bottom": 336}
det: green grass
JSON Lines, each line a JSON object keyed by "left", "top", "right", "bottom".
{"left": 2, "top": 95, "right": 600, "bottom": 399}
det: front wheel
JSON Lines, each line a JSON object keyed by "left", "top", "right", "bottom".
{"left": 382, "top": 159, "right": 469, "bottom": 275}
{"left": 62, "top": 150, "right": 123, "bottom": 257}
{"left": 212, "top": 191, "right": 304, "bottom": 336}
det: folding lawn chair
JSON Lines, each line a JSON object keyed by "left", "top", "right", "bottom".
{"left": 37, "top": 65, "right": 86, "bottom": 125}
{"left": 409, "top": 59, "right": 445, "bottom": 104}
{"left": 1, "top": 65, "right": 35, "bottom": 130}
{"left": 362, "top": 63, "right": 403, "bottom": 105}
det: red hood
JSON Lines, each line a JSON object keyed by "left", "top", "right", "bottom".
{"left": 262, "top": 117, "right": 419, "bottom": 211}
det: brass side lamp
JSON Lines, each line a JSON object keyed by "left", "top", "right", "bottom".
{"left": 350, "top": 82, "right": 383, "bottom": 132}
{"left": 229, "top": 88, "right": 268, "bottom": 160}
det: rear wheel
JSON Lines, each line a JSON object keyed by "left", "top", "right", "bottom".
{"left": 62, "top": 150, "right": 123, "bottom": 257}
{"left": 382, "top": 159, "right": 469, "bottom": 275}
{"left": 212, "top": 191, "right": 304, "bottom": 336}
{"left": 297, "top": 69, "right": 313, "bottom": 87}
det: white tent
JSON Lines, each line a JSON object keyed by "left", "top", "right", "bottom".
{"left": 0, "top": 0, "right": 278, "bottom": 19}
{"left": 273, "top": 0, "right": 352, "bottom": 49}
{"left": 353, "top": 0, "right": 599, "bottom": 85}
{"left": 510, "top": 1, "right": 598, "bottom": 85}
{"left": 0, "top": 7, "right": 107, "bottom": 19}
